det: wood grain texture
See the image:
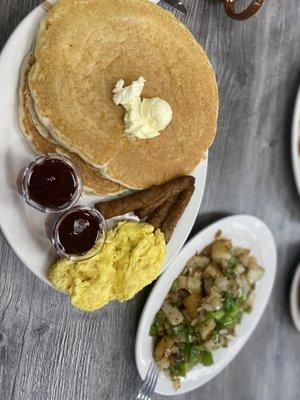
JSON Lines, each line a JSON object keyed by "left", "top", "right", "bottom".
{"left": 1, "top": 0, "right": 300, "bottom": 399}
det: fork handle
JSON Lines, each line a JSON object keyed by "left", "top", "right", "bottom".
{"left": 222, "top": 0, "right": 265, "bottom": 20}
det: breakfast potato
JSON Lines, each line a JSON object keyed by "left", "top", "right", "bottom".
{"left": 183, "top": 293, "right": 201, "bottom": 320}
{"left": 211, "top": 240, "right": 232, "bottom": 261}
{"left": 162, "top": 302, "right": 184, "bottom": 326}
{"left": 198, "top": 319, "right": 216, "bottom": 341}
{"left": 154, "top": 336, "right": 174, "bottom": 362}
{"left": 150, "top": 233, "right": 265, "bottom": 389}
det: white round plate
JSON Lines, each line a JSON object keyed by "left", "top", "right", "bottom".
{"left": 0, "top": 1, "right": 207, "bottom": 287}
{"left": 135, "top": 215, "right": 277, "bottom": 396}
{"left": 292, "top": 86, "right": 300, "bottom": 195}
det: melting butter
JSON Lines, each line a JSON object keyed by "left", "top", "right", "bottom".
{"left": 113, "top": 77, "right": 172, "bottom": 140}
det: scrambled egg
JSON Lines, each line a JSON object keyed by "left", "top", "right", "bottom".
{"left": 48, "top": 221, "right": 166, "bottom": 312}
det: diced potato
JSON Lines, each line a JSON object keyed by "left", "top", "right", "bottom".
{"left": 157, "top": 356, "right": 171, "bottom": 370}
{"left": 198, "top": 319, "right": 216, "bottom": 340}
{"left": 214, "top": 230, "right": 222, "bottom": 240}
{"left": 185, "top": 255, "right": 204, "bottom": 275}
{"left": 186, "top": 255, "right": 201, "bottom": 268}
{"left": 197, "top": 256, "right": 211, "bottom": 269}
{"left": 177, "top": 275, "right": 187, "bottom": 289}
{"left": 203, "top": 277, "right": 214, "bottom": 294}
{"left": 204, "top": 339, "right": 219, "bottom": 351}
{"left": 173, "top": 377, "right": 181, "bottom": 390}
{"left": 194, "top": 271, "right": 202, "bottom": 279}
{"left": 233, "top": 247, "right": 250, "bottom": 258}
{"left": 201, "top": 292, "right": 223, "bottom": 311}
{"left": 183, "top": 293, "right": 201, "bottom": 320}
{"left": 234, "top": 248, "right": 250, "bottom": 267}
{"left": 234, "top": 263, "right": 246, "bottom": 276}
{"left": 201, "top": 244, "right": 213, "bottom": 257}
{"left": 215, "top": 277, "right": 229, "bottom": 292}
{"left": 169, "top": 293, "right": 180, "bottom": 304}
{"left": 228, "top": 280, "right": 239, "bottom": 297}
{"left": 239, "top": 275, "right": 251, "bottom": 295}
{"left": 162, "top": 302, "right": 184, "bottom": 326}
{"left": 154, "top": 336, "right": 174, "bottom": 362}
{"left": 211, "top": 240, "right": 232, "bottom": 261}
{"left": 202, "top": 264, "right": 222, "bottom": 279}
{"left": 219, "top": 335, "right": 228, "bottom": 347}
{"left": 187, "top": 276, "right": 201, "bottom": 293}
{"left": 247, "top": 256, "right": 259, "bottom": 269}
{"left": 247, "top": 265, "right": 264, "bottom": 284}
{"left": 220, "top": 259, "right": 229, "bottom": 269}
{"left": 246, "top": 292, "right": 256, "bottom": 308}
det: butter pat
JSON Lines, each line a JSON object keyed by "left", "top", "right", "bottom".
{"left": 113, "top": 77, "right": 172, "bottom": 140}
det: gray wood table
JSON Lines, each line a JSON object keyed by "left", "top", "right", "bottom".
{"left": 1, "top": 1, "right": 300, "bottom": 399}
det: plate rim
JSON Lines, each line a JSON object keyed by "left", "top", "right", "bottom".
{"left": 289, "top": 262, "right": 300, "bottom": 332}
{"left": 291, "top": 85, "right": 300, "bottom": 195}
{"left": 135, "top": 214, "right": 277, "bottom": 396}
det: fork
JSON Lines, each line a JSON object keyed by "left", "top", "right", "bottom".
{"left": 160, "top": 0, "right": 187, "bottom": 15}
{"left": 135, "top": 362, "right": 160, "bottom": 400}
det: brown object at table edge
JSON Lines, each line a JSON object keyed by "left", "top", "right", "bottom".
{"left": 222, "top": 0, "right": 264, "bottom": 21}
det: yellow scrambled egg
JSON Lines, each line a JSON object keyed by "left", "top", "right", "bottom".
{"left": 48, "top": 221, "right": 166, "bottom": 312}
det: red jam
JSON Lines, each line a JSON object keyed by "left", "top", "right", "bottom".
{"left": 24, "top": 158, "right": 79, "bottom": 210}
{"left": 55, "top": 209, "right": 101, "bottom": 255}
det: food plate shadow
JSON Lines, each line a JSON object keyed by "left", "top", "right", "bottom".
{"left": 188, "top": 211, "right": 231, "bottom": 240}
{"left": 286, "top": 244, "right": 300, "bottom": 326}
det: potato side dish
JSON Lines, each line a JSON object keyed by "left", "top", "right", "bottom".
{"left": 149, "top": 232, "right": 265, "bottom": 389}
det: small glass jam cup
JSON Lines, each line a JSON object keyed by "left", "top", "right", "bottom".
{"left": 51, "top": 206, "right": 107, "bottom": 261}
{"left": 20, "top": 154, "right": 83, "bottom": 213}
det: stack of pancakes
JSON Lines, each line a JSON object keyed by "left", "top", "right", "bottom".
{"left": 19, "top": 0, "right": 219, "bottom": 196}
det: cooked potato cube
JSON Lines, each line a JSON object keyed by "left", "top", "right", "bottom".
{"left": 183, "top": 293, "right": 201, "bottom": 319}
{"left": 154, "top": 336, "right": 174, "bottom": 362}
{"left": 162, "top": 302, "right": 184, "bottom": 326}
{"left": 201, "top": 244, "right": 213, "bottom": 257}
{"left": 233, "top": 247, "right": 250, "bottom": 258}
{"left": 197, "top": 256, "right": 211, "bottom": 269}
{"left": 215, "top": 276, "right": 229, "bottom": 292}
{"left": 177, "top": 275, "right": 187, "bottom": 289}
{"left": 203, "top": 264, "right": 222, "bottom": 279}
{"left": 247, "top": 265, "right": 264, "bottom": 284}
{"left": 187, "top": 276, "right": 201, "bottom": 293}
{"left": 198, "top": 319, "right": 216, "bottom": 340}
{"left": 157, "top": 356, "right": 171, "bottom": 369}
{"left": 201, "top": 292, "right": 223, "bottom": 311}
{"left": 239, "top": 275, "right": 251, "bottom": 294}
{"left": 247, "top": 256, "right": 259, "bottom": 269}
{"left": 211, "top": 240, "right": 232, "bottom": 261}
{"left": 234, "top": 264, "right": 246, "bottom": 276}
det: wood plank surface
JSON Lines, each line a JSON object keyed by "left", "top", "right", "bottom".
{"left": 0, "top": 0, "right": 300, "bottom": 399}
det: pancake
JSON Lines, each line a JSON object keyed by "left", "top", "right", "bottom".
{"left": 19, "top": 54, "right": 126, "bottom": 196}
{"left": 29, "top": 0, "right": 219, "bottom": 189}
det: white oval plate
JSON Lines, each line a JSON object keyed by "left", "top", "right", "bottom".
{"left": 135, "top": 215, "right": 277, "bottom": 396}
{"left": 0, "top": 1, "right": 207, "bottom": 287}
{"left": 290, "top": 263, "right": 300, "bottom": 333}
{"left": 292, "top": 86, "right": 300, "bottom": 195}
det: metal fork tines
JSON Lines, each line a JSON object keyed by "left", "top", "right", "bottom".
{"left": 135, "top": 363, "right": 159, "bottom": 400}
{"left": 160, "top": 0, "right": 187, "bottom": 15}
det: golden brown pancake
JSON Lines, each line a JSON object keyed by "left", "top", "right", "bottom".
{"left": 29, "top": 0, "right": 219, "bottom": 189}
{"left": 19, "top": 54, "right": 126, "bottom": 196}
